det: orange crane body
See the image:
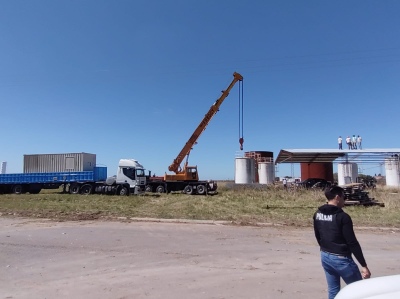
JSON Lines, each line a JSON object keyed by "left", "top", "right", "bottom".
{"left": 165, "top": 72, "right": 243, "bottom": 182}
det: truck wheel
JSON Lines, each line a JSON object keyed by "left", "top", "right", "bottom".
{"left": 29, "top": 189, "right": 42, "bottom": 194}
{"left": 80, "top": 184, "right": 92, "bottom": 195}
{"left": 69, "top": 184, "right": 80, "bottom": 194}
{"left": 183, "top": 185, "right": 193, "bottom": 195}
{"left": 156, "top": 185, "right": 165, "bottom": 193}
{"left": 12, "top": 185, "right": 23, "bottom": 194}
{"left": 145, "top": 185, "right": 153, "bottom": 192}
{"left": 119, "top": 186, "right": 129, "bottom": 196}
{"left": 196, "top": 184, "right": 206, "bottom": 195}
{"left": 29, "top": 184, "right": 42, "bottom": 194}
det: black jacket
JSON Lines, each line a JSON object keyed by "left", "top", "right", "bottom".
{"left": 313, "top": 204, "right": 367, "bottom": 267}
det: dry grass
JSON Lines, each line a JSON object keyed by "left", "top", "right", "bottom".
{"left": 0, "top": 184, "right": 399, "bottom": 228}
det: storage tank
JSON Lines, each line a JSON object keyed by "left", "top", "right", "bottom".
{"left": 385, "top": 158, "right": 400, "bottom": 188}
{"left": 244, "top": 151, "right": 273, "bottom": 183}
{"left": 338, "top": 163, "right": 358, "bottom": 186}
{"left": 235, "top": 157, "right": 255, "bottom": 184}
{"left": 258, "top": 162, "right": 275, "bottom": 185}
{"left": 1, "top": 161, "right": 6, "bottom": 174}
{"left": 23, "top": 153, "right": 96, "bottom": 173}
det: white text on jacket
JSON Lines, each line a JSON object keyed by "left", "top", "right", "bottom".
{"left": 316, "top": 213, "right": 333, "bottom": 221}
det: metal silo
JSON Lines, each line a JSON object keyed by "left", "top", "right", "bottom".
{"left": 338, "top": 163, "right": 358, "bottom": 186}
{"left": 235, "top": 157, "right": 255, "bottom": 184}
{"left": 244, "top": 151, "right": 274, "bottom": 183}
{"left": 385, "top": 158, "right": 400, "bottom": 188}
{"left": 258, "top": 162, "right": 275, "bottom": 185}
{"left": 1, "top": 161, "right": 6, "bottom": 174}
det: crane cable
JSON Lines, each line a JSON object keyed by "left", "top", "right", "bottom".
{"left": 238, "top": 79, "right": 244, "bottom": 150}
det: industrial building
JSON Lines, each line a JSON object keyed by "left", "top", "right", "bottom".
{"left": 275, "top": 148, "right": 400, "bottom": 188}
{"left": 234, "top": 148, "right": 400, "bottom": 188}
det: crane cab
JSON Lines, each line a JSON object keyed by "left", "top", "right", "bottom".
{"left": 164, "top": 165, "right": 199, "bottom": 182}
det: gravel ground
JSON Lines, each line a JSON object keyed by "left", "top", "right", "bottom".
{"left": 1, "top": 217, "right": 399, "bottom": 299}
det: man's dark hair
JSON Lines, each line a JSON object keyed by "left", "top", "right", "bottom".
{"left": 324, "top": 186, "right": 344, "bottom": 200}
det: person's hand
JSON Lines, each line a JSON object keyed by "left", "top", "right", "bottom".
{"left": 361, "top": 266, "right": 371, "bottom": 279}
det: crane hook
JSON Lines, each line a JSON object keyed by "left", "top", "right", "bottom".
{"left": 239, "top": 137, "right": 244, "bottom": 151}
{"left": 238, "top": 76, "right": 244, "bottom": 151}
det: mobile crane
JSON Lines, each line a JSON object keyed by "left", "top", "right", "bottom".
{"left": 145, "top": 72, "right": 244, "bottom": 195}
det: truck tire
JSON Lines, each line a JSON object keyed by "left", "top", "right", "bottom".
{"left": 80, "top": 184, "right": 92, "bottom": 195}
{"left": 156, "top": 185, "right": 165, "bottom": 193}
{"left": 183, "top": 185, "right": 193, "bottom": 195}
{"left": 69, "top": 184, "right": 80, "bottom": 194}
{"left": 29, "top": 184, "right": 42, "bottom": 194}
{"left": 119, "top": 186, "right": 129, "bottom": 196}
{"left": 145, "top": 185, "right": 153, "bottom": 192}
{"left": 29, "top": 189, "right": 42, "bottom": 194}
{"left": 12, "top": 185, "right": 23, "bottom": 195}
{"left": 196, "top": 184, "right": 206, "bottom": 195}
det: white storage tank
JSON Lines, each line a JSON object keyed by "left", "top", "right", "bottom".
{"left": 338, "top": 163, "right": 358, "bottom": 186}
{"left": 385, "top": 158, "right": 400, "bottom": 188}
{"left": 1, "top": 161, "right": 6, "bottom": 174}
{"left": 235, "top": 157, "right": 255, "bottom": 184}
{"left": 23, "top": 153, "right": 96, "bottom": 173}
{"left": 258, "top": 162, "right": 275, "bottom": 185}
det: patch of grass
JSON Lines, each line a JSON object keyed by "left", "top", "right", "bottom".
{"left": 0, "top": 186, "right": 399, "bottom": 227}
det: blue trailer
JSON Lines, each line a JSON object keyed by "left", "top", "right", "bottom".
{"left": 0, "top": 162, "right": 146, "bottom": 196}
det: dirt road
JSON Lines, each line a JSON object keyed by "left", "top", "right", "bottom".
{"left": 1, "top": 217, "right": 399, "bottom": 299}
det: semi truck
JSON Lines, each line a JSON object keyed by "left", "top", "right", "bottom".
{"left": 0, "top": 158, "right": 146, "bottom": 196}
{"left": 144, "top": 72, "right": 244, "bottom": 195}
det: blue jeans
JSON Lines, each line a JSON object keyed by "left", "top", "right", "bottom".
{"left": 321, "top": 251, "right": 362, "bottom": 299}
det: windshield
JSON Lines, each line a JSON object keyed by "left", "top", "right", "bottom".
{"left": 136, "top": 169, "right": 145, "bottom": 177}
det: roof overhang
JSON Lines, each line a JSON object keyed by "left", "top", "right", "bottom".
{"left": 275, "top": 149, "right": 400, "bottom": 164}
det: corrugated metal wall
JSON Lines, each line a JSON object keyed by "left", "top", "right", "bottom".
{"left": 300, "top": 162, "right": 333, "bottom": 182}
{"left": 23, "top": 153, "right": 96, "bottom": 173}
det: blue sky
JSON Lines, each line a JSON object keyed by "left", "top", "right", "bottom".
{"left": 1, "top": 1, "right": 399, "bottom": 179}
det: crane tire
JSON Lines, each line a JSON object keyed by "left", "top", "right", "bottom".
{"left": 156, "top": 185, "right": 165, "bottom": 193}
{"left": 183, "top": 185, "right": 193, "bottom": 195}
{"left": 196, "top": 184, "right": 206, "bottom": 195}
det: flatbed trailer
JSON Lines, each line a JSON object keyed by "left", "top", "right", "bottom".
{"left": 0, "top": 167, "right": 135, "bottom": 196}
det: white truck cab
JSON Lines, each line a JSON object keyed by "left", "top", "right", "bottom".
{"left": 116, "top": 159, "right": 146, "bottom": 194}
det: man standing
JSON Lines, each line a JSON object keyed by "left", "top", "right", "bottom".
{"left": 282, "top": 178, "right": 287, "bottom": 190}
{"left": 352, "top": 135, "right": 357, "bottom": 149}
{"left": 346, "top": 136, "right": 351, "bottom": 149}
{"left": 357, "top": 135, "right": 362, "bottom": 150}
{"left": 338, "top": 136, "right": 343, "bottom": 150}
{"left": 313, "top": 186, "right": 371, "bottom": 299}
